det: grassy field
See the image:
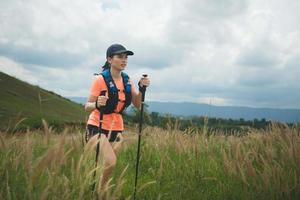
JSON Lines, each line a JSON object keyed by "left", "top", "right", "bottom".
{"left": 0, "top": 121, "right": 299, "bottom": 200}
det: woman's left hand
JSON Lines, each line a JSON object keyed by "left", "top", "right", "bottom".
{"left": 138, "top": 76, "right": 150, "bottom": 88}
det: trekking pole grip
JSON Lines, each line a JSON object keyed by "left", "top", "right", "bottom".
{"left": 141, "top": 74, "right": 147, "bottom": 101}
{"left": 96, "top": 90, "right": 107, "bottom": 110}
{"left": 100, "top": 90, "right": 106, "bottom": 96}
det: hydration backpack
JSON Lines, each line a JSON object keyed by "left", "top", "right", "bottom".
{"left": 96, "top": 69, "right": 132, "bottom": 114}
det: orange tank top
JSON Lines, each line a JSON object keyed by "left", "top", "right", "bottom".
{"left": 87, "top": 74, "right": 137, "bottom": 131}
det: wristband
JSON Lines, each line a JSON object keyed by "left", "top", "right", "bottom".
{"left": 95, "top": 100, "right": 99, "bottom": 109}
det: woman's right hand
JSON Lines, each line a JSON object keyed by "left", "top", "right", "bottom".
{"left": 97, "top": 95, "right": 109, "bottom": 107}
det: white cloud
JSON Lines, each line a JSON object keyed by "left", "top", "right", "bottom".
{"left": 0, "top": 0, "right": 300, "bottom": 108}
{"left": 0, "top": 56, "right": 39, "bottom": 84}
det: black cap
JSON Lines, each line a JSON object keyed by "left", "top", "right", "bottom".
{"left": 106, "top": 44, "right": 134, "bottom": 58}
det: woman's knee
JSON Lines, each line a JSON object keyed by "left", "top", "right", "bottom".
{"left": 99, "top": 134, "right": 118, "bottom": 168}
{"left": 105, "top": 153, "right": 117, "bottom": 168}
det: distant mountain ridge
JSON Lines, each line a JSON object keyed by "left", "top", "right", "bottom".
{"left": 148, "top": 101, "right": 300, "bottom": 123}
{"left": 68, "top": 97, "right": 300, "bottom": 123}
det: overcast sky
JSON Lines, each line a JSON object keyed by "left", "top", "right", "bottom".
{"left": 0, "top": 0, "right": 299, "bottom": 109}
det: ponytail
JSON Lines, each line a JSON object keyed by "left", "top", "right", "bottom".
{"left": 102, "top": 60, "right": 110, "bottom": 71}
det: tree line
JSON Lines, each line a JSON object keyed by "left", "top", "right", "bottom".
{"left": 123, "top": 104, "right": 295, "bottom": 135}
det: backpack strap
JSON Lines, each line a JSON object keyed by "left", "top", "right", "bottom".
{"left": 121, "top": 72, "right": 131, "bottom": 94}
{"left": 119, "top": 72, "right": 132, "bottom": 114}
{"left": 101, "top": 69, "right": 118, "bottom": 94}
{"left": 99, "top": 69, "right": 119, "bottom": 114}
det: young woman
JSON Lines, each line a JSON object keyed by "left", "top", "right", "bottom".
{"left": 84, "top": 44, "right": 150, "bottom": 193}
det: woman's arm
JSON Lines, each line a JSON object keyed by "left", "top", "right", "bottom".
{"left": 85, "top": 76, "right": 108, "bottom": 112}
{"left": 85, "top": 95, "right": 109, "bottom": 112}
{"left": 132, "top": 91, "right": 142, "bottom": 110}
{"left": 84, "top": 95, "right": 97, "bottom": 112}
{"left": 131, "top": 76, "right": 150, "bottom": 110}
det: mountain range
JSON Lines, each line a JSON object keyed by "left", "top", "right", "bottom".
{"left": 68, "top": 97, "right": 300, "bottom": 123}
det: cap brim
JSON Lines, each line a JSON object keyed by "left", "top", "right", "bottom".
{"left": 113, "top": 50, "right": 134, "bottom": 56}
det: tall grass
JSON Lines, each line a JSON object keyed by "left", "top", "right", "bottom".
{"left": 0, "top": 121, "right": 299, "bottom": 199}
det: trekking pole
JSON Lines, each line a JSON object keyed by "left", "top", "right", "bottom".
{"left": 133, "top": 74, "right": 148, "bottom": 200}
{"left": 92, "top": 90, "right": 106, "bottom": 193}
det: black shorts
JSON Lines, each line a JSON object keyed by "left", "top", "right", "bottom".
{"left": 85, "top": 124, "right": 122, "bottom": 143}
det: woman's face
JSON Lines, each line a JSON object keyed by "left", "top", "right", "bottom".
{"left": 108, "top": 53, "right": 128, "bottom": 71}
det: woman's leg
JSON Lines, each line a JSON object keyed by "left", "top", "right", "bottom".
{"left": 99, "top": 134, "right": 117, "bottom": 192}
{"left": 87, "top": 131, "right": 123, "bottom": 195}
{"left": 111, "top": 132, "right": 124, "bottom": 156}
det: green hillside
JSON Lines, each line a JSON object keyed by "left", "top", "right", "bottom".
{"left": 0, "top": 71, "right": 87, "bottom": 130}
